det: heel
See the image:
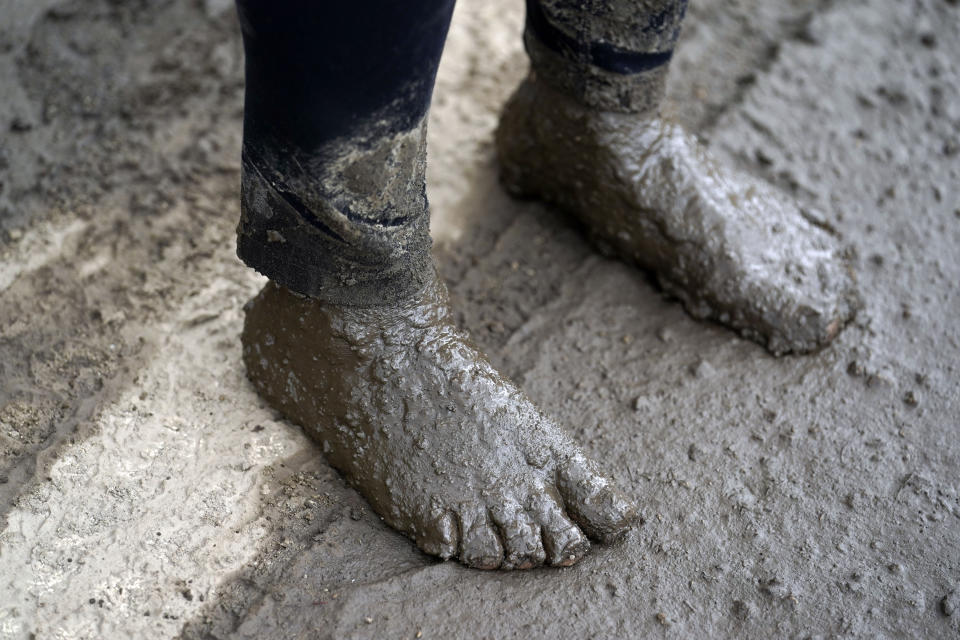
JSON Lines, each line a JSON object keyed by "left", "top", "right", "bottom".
{"left": 494, "top": 79, "right": 546, "bottom": 201}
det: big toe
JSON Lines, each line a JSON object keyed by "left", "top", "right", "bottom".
{"left": 751, "top": 234, "right": 860, "bottom": 355}
{"left": 556, "top": 454, "right": 639, "bottom": 544}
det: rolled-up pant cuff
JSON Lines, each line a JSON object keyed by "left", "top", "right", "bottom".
{"left": 236, "top": 124, "right": 433, "bottom": 307}
{"left": 523, "top": 0, "right": 687, "bottom": 113}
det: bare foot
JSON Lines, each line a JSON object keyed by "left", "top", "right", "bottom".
{"left": 241, "top": 269, "right": 637, "bottom": 569}
{"left": 496, "top": 76, "right": 859, "bottom": 355}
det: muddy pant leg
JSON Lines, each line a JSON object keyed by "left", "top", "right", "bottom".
{"left": 523, "top": 0, "right": 687, "bottom": 113}
{"left": 235, "top": 0, "right": 456, "bottom": 305}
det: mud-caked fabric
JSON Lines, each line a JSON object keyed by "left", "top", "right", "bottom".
{"left": 524, "top": 0, "right": 688, "bottom": 112}
{"left": 235, "top": 0, "right": 456, "bottom": 305}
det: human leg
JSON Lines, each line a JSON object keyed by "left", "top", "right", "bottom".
{"left": 498, "top": 0, "right": 858, "bottom": 355}
{"left": 235, "top": 0, "right": 637, "bottom": 569}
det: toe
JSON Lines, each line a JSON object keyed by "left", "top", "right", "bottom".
{"left": 556, "top": 454, "right": 639, "bottom": 544}
{"left": 528, "top": 487, "right": 590, "bottom": 567}
{"left": 489, "top": 498, "right": 546, "bottom": 570}
{"left": 457, "top": 503, "right": 504, "bottom": 570}
{"left": 415, "top": 509, "right": 459, "bottom": 561}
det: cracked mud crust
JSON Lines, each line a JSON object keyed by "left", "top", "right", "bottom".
{"left": 496, "top": 75, "right": 860, "bottom": 355}
{"left": 241, "top": 269, "right": 638, "bottom": 570}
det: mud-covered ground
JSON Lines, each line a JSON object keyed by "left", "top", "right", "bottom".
{"left": 1, "top": 0, "right": 958, "bottom": 638}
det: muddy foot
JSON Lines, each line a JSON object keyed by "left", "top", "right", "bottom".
{"left": 241, "top": 269, "right": 637, "bottom": 569}
{"left": 496, "top": 76, "right": 859, "bottom": 355}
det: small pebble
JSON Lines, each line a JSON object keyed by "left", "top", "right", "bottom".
{"left": 689, "top": 358, "right": 715, "bottom": 378}
{"left": 941, "top": 590, "right": 958, "bottom": 617}
{"left": 731, "top": 599, "right": 752, "bottom": 619}
{"left": 866, "top": 372, "right": 895, "bottom": 389}
{"left": 847, "top": 361, "right": 865, "bottom": 377}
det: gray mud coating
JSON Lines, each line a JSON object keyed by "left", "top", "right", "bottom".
{"left": 1, "top": 0, "right": 959, "bottom": 639}
{"left": 240, "top": 271, "right": 637, "bottom": 569}
{"left": 524, "top": 33, "right": 669, "bottom": 115}
{"left": 525, "top": 0, "right": 684, "bottom": 113}
{"left": 497, "top": 75, "right": 859, "bottom": 355}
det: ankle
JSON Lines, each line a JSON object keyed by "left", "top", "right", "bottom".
{"left": 267, "top": 262, "right": 451, "bottom": 331}
{"left": 525, "top": 44, "right": 667, "bottom": 116}
{"left": 521, "top": 0, "right": 681, "bottom": 115}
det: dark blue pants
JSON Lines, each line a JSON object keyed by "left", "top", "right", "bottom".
{"left": 235, "top": 0, "right": 687, "bottom": 304}
{"left": 236, "top": 1, "right": 457, "bottom": 156}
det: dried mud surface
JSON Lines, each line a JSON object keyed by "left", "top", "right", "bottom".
{"left": 0, "top": 0, "right": 958, "bottom": 638}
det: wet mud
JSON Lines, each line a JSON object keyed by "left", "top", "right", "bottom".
{"left": 241, "top": 271, "right": 636, "bottom": 569}
{"left": 524, "top": 0, "right": 685, "bottom": 113}
{"left": 0, "top": 0, "right": 958, "bottom": 638}
{"left": 497, "top": 75, "right": 859, "bottom": 355}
